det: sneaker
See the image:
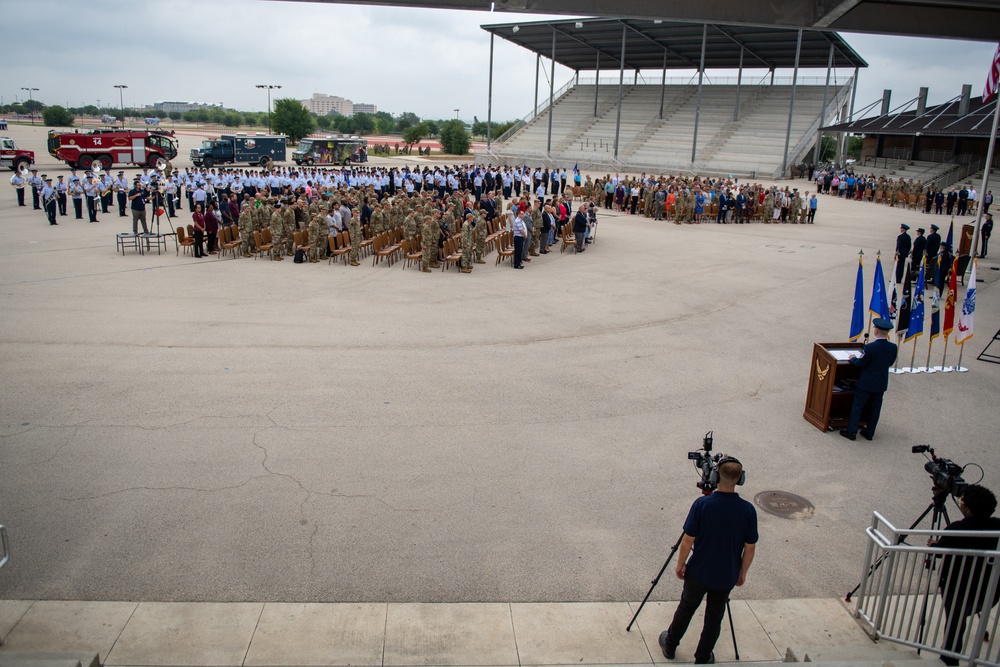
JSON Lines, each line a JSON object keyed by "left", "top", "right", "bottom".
{"left": 658, "top": 632, "right": 676, "bottom": 660}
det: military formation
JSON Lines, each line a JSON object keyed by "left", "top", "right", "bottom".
{"left": 812, "top": 167, "right": 981, "bottom": 216}
{"left": 581, "top": 173, "right": 818, "bottom": 224}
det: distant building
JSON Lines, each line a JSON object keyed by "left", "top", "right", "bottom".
{"left": 353, "top": 103, "right": 377, "bottom": 115}
{"left": 302, "top": 94, "right": 353, "bottom": 116}
{"left": 150, "top": 101, "right": 221, "bottom": 113}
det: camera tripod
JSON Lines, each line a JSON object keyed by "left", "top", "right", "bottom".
{"left": 626, "top": 530, "right": 740, "bottom": 661}
{"left": 845, "top": 486, "right": 953, "bottom": 603}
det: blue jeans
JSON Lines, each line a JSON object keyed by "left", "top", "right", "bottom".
{"left": 665, "top": 574, "right": 730, "bottom": 662}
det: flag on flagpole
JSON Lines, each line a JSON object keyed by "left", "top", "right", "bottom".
{"left": 897, "top": 267, "right": 912, "bottom": 334}
{"left": 573, "top": 163, "right": 579, "bottom": 174}
{"left": 905, "top": 260, "right": 926, "bottom": 342}
{"left": 984, "top": 42, "right": 1000, "bottom": 103}
{"left": 945, "top": 221, "right": 954, "bottom": 250}
{"left": 850, "top": 255, "right": 865, "bottom": 341}
{"left": 869, "top": 256, "right": 891, "bottom": 320}
{"left": 943, "top": 257, "right": 958, "bottom": 338}
{"left": 929, "top": 288, "right": 941, "bottom": 340}
{"left": 956, "top": 259, "right": 977, "bottom": 344}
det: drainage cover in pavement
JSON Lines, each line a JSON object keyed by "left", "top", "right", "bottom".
{"left": 754, "top": 491, "right": 815, "bottom": 519}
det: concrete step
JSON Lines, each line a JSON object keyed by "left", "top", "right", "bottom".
{"left": 0, "top": 654, "right": 100, "bottom": 667}
{"left": 785, "top": 644, "right": 924, "bottom": 662}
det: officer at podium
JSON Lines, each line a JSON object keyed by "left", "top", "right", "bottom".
{"left": 841, "top": 318, "right": 898, "bottom": 442}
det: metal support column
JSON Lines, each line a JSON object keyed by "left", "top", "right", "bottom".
{"left": 534, "top": 54, "right": 540, "bottom": 118}
{"left": 733, "top": 46, "right": 744, "bottom": 122}
{"left": 546, "top": 29, "right": 556, "bottom": 156}
{"left": 613, "top": 24, "right": 626, "bottom": 161}
{"left": 849, "top": 66, "right": 859, "bottom": 121}
{"left": 812, "top": 42, "right": 834, "bottom": 166}
{"left": 487, "top": 33, "right": 495, "bottom": 149}
{"left": 594, "top": 51, "right": 600, "bottom": 117}
{"left": 659, "top": 51, "right": 667, "bottom": 119}
{"left": 634, "top": 69, "right": 639, "bottom": 85}
{"left": 770, "top": 68, "right": 775, "bottom": 85}
{"left": 691, "top": 23, "right": 707, "bottom": 164}
{"left": 781, "top": 29, "right": 803, "bottom": 177}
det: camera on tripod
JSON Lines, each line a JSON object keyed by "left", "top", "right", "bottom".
{"left": 912, "top": 445, "right": 968, "bottom": 498}
{"left": 688, "top": 431, "right": 745, "bottom": 494}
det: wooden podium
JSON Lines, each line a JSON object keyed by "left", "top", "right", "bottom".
{"left": 804, "top": 342, "right": 866, "bottom": 432}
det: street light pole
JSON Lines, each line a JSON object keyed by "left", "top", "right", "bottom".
{"left": 114, "top": 85, "right": 128, "bottom": 129}
{"left": 21, "top": 87, "right": 39, "bottom": 125}
{"left": 256, "top": 84, "right": 281, "bottom": 133}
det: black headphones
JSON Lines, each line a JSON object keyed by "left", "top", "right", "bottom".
{"left": 708, "top": 455, "right": 746, "bottom": 487}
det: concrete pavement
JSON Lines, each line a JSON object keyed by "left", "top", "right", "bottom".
{"left": 0, "top": 123, "right": 998, "bottom": 606}
{"left": 0, "top": 598, "right": 890, "bottom": 666}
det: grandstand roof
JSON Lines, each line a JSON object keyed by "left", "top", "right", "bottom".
{"left": 480, "top": 18, "right": 868, "bottom": 72}
{"left": 283, "top": 0, "right": 1000, "bottom": 42}
{"left": 823, "top": 96, "right": 999, "bottom": 138}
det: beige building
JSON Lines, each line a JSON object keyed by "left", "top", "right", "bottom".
{"left": 301, "top": 93, "right": 353, "bottom": 116}
{"left": 353, "top": 102, "right": 378, "bottom": 115}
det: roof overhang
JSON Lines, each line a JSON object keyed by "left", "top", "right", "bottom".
{"left": 481, "top": 18, "right": 867, "bottom": 72}
{"left": 823, "top": 96, "right": 999, "bottom": 138}
{"left": 273, "top": 0, "right": 1000, "bottom": 42}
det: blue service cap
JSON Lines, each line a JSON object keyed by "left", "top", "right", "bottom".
{"left": 873, "top": 318, "right": 894, "bottom": 331}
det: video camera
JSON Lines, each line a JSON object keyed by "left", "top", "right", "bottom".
{"left": 688, "top": 431, "right": 745, "bottom": 494}
{"left": 912, "top": 445, "right": 968, "bottom": 498}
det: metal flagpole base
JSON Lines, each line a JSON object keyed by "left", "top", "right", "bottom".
{"left": 955, "top": 366, "right": 970, "bottom": 373}
{"left": 912, "top": 366, "right": 928, "bottom": 373}
{"left": 889, "top": 368, "right": 908, "bottom": 374}
{"left": 937, "top": 366, "right": 955, "bottom": 373}
{"left": 925, "top": 366, "right": 939, "bottom": 373}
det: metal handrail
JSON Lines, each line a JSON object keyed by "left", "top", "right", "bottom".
{"left": 853, "top": 512, "right": 1000, "bottom": 667}
{"left": 0, "top": 525, "right": 9, "bottom": 570}
{"left": 774, "top": 77, "right": 855, "bottom": 178}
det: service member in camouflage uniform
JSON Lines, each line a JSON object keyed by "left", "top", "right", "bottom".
{"left": 309, "top": 214, "right": 327, "bottom": 263}
{"left": 474, "top": 210, "right": 487, "bottom": 263}
{"left": 460, "top": 214, "right": 474, "bottom": 273}
{"left": 348, "top": 212, "right": 363, "bottom": 266}
{"left": 270, "top": 203, "right": 285, "bottom": 261}
{"left": 421, "top": 216, "right": 439, "bottom": 272}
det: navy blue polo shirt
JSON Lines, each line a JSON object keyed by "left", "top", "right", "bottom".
{"left": 683, "top": 491, "right": 759, "bottom": 590}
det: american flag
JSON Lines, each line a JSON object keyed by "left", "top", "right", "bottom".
{"left": 984, "top": 42, "right": 1000, "bottom": 103}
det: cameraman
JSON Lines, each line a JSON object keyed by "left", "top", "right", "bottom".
{"left": 928, "top": 485, "right": 1000, "bottom": 666}
{"left": 659, "top": 458, "right": 758, "bottom": 664}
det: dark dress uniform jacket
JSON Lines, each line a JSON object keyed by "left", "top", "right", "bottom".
{"left": 850, "top": 338, "right": 898, "bottom": 392}
{"left": 896, "top": 232, "right": 911, "bottom": 259}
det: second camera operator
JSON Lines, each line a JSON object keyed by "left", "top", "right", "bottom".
{"left": 658, "top": 456, "right": 758, "bottom": 664}
{"left": 927, "top": 484, "right": 1000, "bottom": 666}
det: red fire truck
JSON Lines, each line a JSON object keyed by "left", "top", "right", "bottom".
{"left": 47, "top": 128, "right": 178, "bottom": 170}
{"left": 1, "top": 136, "right": 34, "bottom": 172}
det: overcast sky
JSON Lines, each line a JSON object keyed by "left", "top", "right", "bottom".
{"left": 2, "top": 0, "right": 996, "bottom": 123}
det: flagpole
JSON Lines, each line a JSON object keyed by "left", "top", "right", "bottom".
{"left": 925, "top": 336, "right": 936, "bottom": 373}
{"left": 956, "top": 342, "right": 968, "bottom": 372}
{"left": 939, "top": 336, "right": 952, "bottom": 372}
{"left": 972, "top": 96, "right": 1000, "bottom": 259}
{"left": 909, "top": 338, "right": 919, "bottom": 372}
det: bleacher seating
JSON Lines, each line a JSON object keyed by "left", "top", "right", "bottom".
{"left": 491, "top": 82, "right": 849, "bottom": 177}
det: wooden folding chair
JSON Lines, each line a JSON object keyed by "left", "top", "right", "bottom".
{"left": 176, "top": 226, "right": 194, "bottom": 255}
{"left": 253, "top": 230, "right": 272, "bottom": 259}
{"left": 332, "top": 230, "right": 352, "bottom": 264}
{"left": 560, "top": 224, "right": 576, "bottom": 253}
{"left": 497, "top": 231, "right": 514, "bottom": 266}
